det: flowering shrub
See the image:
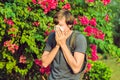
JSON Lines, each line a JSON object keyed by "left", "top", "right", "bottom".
{"left": 0, "top": 0, "right": 119, "bottom": 80}
{"left": 84, "top": 61, "right": 112, "bottom": 80}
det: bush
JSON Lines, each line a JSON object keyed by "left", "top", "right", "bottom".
{"left": 0, "top": 0, "right": 116, "bottom": 79}
{"left": 84, "top": 61, "right": 112, "bottom": 80}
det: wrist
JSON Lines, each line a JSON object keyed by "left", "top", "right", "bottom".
{"left": 55, "top": 45, "right": 60, "bottom": 48}
{"left": 60, "top": 43, "right": 67, "bottom": 48}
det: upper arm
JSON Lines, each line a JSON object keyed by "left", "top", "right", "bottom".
{"left": 74, "top": 34, "right": 87, "bottom": 54}
{"left": 73, "top": 34, "right": 87, "bottom": 72}
{"left": 44, "top": 32, "right": 55, "bottom": 52}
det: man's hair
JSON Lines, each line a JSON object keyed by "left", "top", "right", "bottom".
{"left": 53, "top": 9, "right": 75, "bottom": 29}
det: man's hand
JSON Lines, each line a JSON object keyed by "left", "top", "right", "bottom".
{"left": 55, "top": 26, "right": 67, "bottom": 46}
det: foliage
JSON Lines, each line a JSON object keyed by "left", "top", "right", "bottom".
{"left": 84, "top": 61, "right": 112, "bottom": 80}
{"left": 108, "top": 0, "right": 120, "bottom": 47}
{"left": 0, "top": 0, "right": 118, "bottom": 79}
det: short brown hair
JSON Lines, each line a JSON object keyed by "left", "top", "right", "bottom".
{"left": 53, "top": 9, "right": 74, "bottom": 27}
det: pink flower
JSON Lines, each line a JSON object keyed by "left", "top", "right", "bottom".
{"left": 4, "top": 18, "right": 14, "bottom": 26}
{"left": 32, "top": 21, "right": 40, "bottom": 27}
{"left": 84, "top": 63, "right": 92, "bottom": 73}
{"left": 40, "top": 67, "right": 46, "bottom": 74}
{"left": 78, "top": 16, "right": 89, "bottom": 26}
{"left": 86, "top": 0, "right": 95, "bottom": 3}
{"left": 92, "top": 28, "right": 98, "bottom": 35}
{"left": 44, "top": 30, "right": 49, "bottom": 36}
{"left": 73, "top": 19, "right": 78, "bottom": 25}
{"left": 102, "top": 0, "right": 111, "bottom": 6}
{"left": 13, "top": 44, "right": 19, "bottom": 50}
{"left": 34, "top": 59, "right": 50, "bottom": 75}
{"left": 27, "top": 6, "right": 32, "bottom": 11}
{"left": 60, "top": 0, "right": 64, "bottom": 2}
{"left": 4, "top": 40, "right": 11, "bottom": 47}
{"left": 62, "top": 3, "right": 71, "bottom": 10}
{"left": 94, "top": 30, "right": 105, "bottom": 40}
{"left": 105, "top": 14, "right": 109, "bottom": 22}
{"left": 19, "top": 55, "right": 26, "bottom": 64}
{"left": 87, "top": 63, "right": 92, "bottom": 71}
{"left": 89, "top": 18, "right": 97, "bottom": 27}
{"left": 32, "top": 0, "right": 37, "bottom": 4}
{"left": 90, "top": 44, "right": 98, "bottom": 61}
{"left": 84, "top": 26, "right": 93, "bottom": 36}
{"left": 34, "top": 59, "right": 42, "bottom": 66}
{"left": 38, "top": 0, "right": 58, "bottom": 14}
{"left": 4, "top": 40, "right": 19, "bottom": 54}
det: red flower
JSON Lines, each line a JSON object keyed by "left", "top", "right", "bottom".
{"left": 38, "top": 0, "right": 58, "bottom": 14}
{"left": 40, "top": 66, "right": 50, "bottom": 75}
{"left": 105, "top": 14, "right": 109, "bottom": 22}
{"left": 73, "top": 19, "right": 78, "bottom": 25}
{"left": 32, "top": 0, "right": 37, "bottom": 4}
{"left": 89, "top": 18, "right": 97, "bottom": 27}
{"left": 84, "top": 26, "right": 93, "bottom": 36}
{"left": 90, "top": 44, "right": 98, "bottom": 61}
{"left": 62, "top": 3, "right": 71, "bottom": 10}
{"left": 44, "top": 30, "right": 49, "bottom": 36}
{"left": 86, "top": 0, "right": 95, "bottom": 3}
{"left": 4, "top": 40, "right": 11, "bottom": 47}
{"left": 34, "top": 59, "right": 50, "bottom": 75}
{"left": 34, "top": 59, "right": 42, "bottom": 66}
{"left": 4, "top": 40, "right": 19, "bottom": 54}
{"left": 102, "top": 0, "right": 111, "bottom": 6}
{"left": 32, "top": 21, "right": 40, "bottom": 27}
{"left": 84, "top": 63, "right": 92, "bottom": 73}
{"left": 78, "top": 16, "right": 89, "bottom": 26}
{"left": 94, "top": 30, "right": 105, "bottom": 40}
{"left": 4, "top": 18, "right": 14, "bottom": 26}
{"left": 19, "top": 55, "right": 26, "bottom": 64}
{"left": 27, "top": 6, "right": 32, "bottom": 11}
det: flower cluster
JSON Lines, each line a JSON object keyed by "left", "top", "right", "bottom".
{"left": 32, "top": 0, "right": 58, "bottom": 14}
{"left": 85, "top": 63, "right": 92, "bottom": 73}
{"left": 89, "top": 44, "right": 98, "bottom": 61}
{"left": 85, "top": 44, "right": 98, "bottom": 72}
{"left": 78, "top": 16, "right": 105, "bottom": 40}
{"left": 86, "top": 0, "right": 111, "bottom": 6}
{"left": 19, "top": 55, "right": 27, "bottom": 64}
{"left": 4, "top": 40, "right": 19, "bottom": 54}
{"left": 86, "top": 0, "right": 95, "bottom": 3}
{"left": 34, "top": 59, "right": 50, "bottom": 75}
{"left": 78, "top": 16, "right": 97, "bottom": 27}
{"left": 102, "top": 0, "right": 111, "bottom": 6}
{"left": 84, "top": 26, "right": 105, "bottom": 40}
{"left": 4, "top": 18, "right": 14, "bottom": 26}
{"left": 78, "top": 16, "right": 89, "bottom": 26}
{"left": 105, "top": 14, "right": 110, "bottom": 22}
{"left": 62, "top": 3, "right": 71, "bottom": 10}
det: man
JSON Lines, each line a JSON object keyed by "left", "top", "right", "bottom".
{"left": 41, "top": 9, "right": 87, "bottom": 80}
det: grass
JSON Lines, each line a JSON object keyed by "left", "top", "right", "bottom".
{"left": 101, "top": 57, "right": 120, "bottom": 80}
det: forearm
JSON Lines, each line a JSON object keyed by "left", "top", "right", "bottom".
{"left": 42, "top": 45, "right": 60, "bottom": 67}
{"left": 61, "top": 44, "right": 83, "bottom": 73}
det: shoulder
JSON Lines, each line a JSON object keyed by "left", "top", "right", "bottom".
{"left": 74, "top": 30, "right": 86, "bottom": 40}
{"left": 48, "top": 31, "right": 55, "bottom": 39}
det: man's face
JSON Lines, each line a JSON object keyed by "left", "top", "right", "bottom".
{"left": 57, "top": 17, "right": 70, "bottom": 32}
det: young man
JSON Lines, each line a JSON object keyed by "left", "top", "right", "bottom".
{"left": 41, "top": 9, "right": 87, "bottom": 80}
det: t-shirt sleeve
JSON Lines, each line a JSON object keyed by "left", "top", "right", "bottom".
{"left": 74, "top": 34, "right": 87, "bottom": 54}
{"left": 44, "top": 32, "right": 54, "bottom": 52}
